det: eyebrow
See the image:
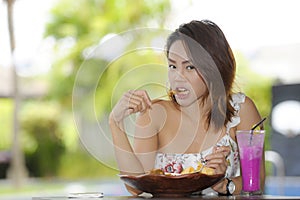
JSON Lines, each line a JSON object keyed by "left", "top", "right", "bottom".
{"left": 167, "top": 57, "right": 192, "bottom": 64}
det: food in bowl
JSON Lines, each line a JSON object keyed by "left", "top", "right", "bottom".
{"left": 149, "top": 162, "right": 214, "bottom": 176}
{"left": 120, "top": 166, "right": 223, "bottom": 197}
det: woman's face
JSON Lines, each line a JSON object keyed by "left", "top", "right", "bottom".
{"left": 168, "top": 40, "right": 207, "bottom": 107}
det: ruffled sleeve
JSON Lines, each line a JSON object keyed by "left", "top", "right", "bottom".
{"left": 226, "top": 92, "right": 246, "bottom": 132}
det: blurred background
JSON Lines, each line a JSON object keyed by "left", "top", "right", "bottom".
{"left": 0, "top": 0, "right": 300, "bottom": 199}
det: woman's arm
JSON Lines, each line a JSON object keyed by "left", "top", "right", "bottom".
{"left": 109, "top": 117, "right": 145, "bottom": 175}
{"left": 109, "top": 90, "right": 163, "bottom": 195}
{"left": 211, "top": 96, "right": 265, "bottom": 195}
{"left": 122, "top": 105, "right": 164, "bottom": 196}
{"left": 133, "top": 102, "right": 166, "bottom": 172}
{"left": 109, "top": 90, "right": 153, "bottom": 175}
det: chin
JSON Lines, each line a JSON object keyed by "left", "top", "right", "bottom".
{"left": 176, "top": 94, "right": 204, "bottom": 107}
{"left": 176, "top": 99, "right": 197, "bottom": 107}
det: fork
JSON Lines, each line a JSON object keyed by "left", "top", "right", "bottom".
{"left": 152, "top": 90, "right": 177, "bottom": 103}
{"left": 200, "top": 153, "right": 207, "bottom": 165}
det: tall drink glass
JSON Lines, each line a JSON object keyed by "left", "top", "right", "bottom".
{"left": 236, "top": 130, "right": 265, "bottom": 195}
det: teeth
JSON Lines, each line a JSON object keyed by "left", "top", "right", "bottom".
{"left": 177, "top": 88, "right": 187, "bottom": 92}
{"left": 176, "top": 88, "right": 189, "bottom": 95}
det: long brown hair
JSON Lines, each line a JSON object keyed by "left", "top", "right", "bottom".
{"left": 166, "top": 20, "right": 236, "bottom": 130}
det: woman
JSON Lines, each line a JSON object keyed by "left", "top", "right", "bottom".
{"left": 109, "top": 20, "right": 265, "bottom": 196}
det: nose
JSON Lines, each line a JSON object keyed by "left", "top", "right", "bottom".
{"left": 174, "top": 69, "right": 186, "bottom": 81}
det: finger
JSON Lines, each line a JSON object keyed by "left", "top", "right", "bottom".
{"left": 214, "top": 145, "right": 230, "bottom": 153}
{"left": 206, "top": 157, "right": 226, "bottom": 166}
{"left": 213, "top": 146, "right": 231, "bottom": 158}
{"left": 205, "top": 154, "right": 229, "bottom": 174}
{"left": 124, "top": 108, "right": 135, "bottom": 116}
{"left": 134, "top": 90, "right": 152, "bottom": 107}
{"left": 124, "top": 93, "right": 146, "bottom": 111}
{"left": 127, "top": 102, "right": 143, "bottom": 113}
{"left": 206, "top": 158, "right": 228, "bottom": 167}
{"left": 204, "top": 162, "right": 226, "bottom": 175}
{"left": 129, "top": 90, "right": 152, "bottom": 108}
{"left": 208, "top": 164, "right": 227, "bottom": 175}
{"left": 126, "top": 92, "right": 148, "bottom": 111}
{"left": 206, "top": 159, "right": 228, "bottom": 174}
{"left": 205, "top": 152, "right": 228, "bottom": 171}
{"left": 125, "top": 91, "right": 143, "bottom": 103}
{"left": 205, "top": 151, "right": 226, "bottom": 161}
{"left": 111, "top": 90, "right": 149, "bottom": 122}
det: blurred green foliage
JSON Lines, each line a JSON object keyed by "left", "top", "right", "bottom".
{"left": 235, "top": 51, "right": 274, "bottom": 150}
{"left": 20, "top": 101, "right": 65, "bottom": 177}
{"left": 57, "top": 147, "right": 118, "bottom": 179}
{"left": 0, "top": 99, "right": 12, "bottom": 178}
{"left": 0, "top": 99, "right": 13, "bottom": 150}
{"left": 45, "top": 0, "right": 171, "bottom": 111}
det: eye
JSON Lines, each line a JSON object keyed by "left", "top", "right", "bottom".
{"left": 168, "top": 64, "right": 176, "bottom": 69}
{"left": 186, "top": 65, "right": 195, "bottom": 70}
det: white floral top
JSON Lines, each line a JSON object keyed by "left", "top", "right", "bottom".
{"left": 154, "top": 92, "right": 246, "bottom": 178}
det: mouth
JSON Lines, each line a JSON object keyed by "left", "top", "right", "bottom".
{"left": 175, "top": 87, "right": 189, "bottom": 96}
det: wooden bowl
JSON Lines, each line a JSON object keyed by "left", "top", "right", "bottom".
{"left": 119, "top": 172, "right": 224, "bottom": 197}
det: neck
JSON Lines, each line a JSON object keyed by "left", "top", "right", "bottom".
{"left": 180, "top": 98, "right": 210, "bottom": 124}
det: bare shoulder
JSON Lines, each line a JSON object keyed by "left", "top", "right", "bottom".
{"left": 152, "top": 99, "right": 177, "bottom": 112}
{"left": 241, "top": 96, "right": 257, "bottom": 110}
{"left": 135, "top": 100, "right": 172, "bottom": 131}
{"left": 237, "top": 95, "right": 262, "bottom": 130}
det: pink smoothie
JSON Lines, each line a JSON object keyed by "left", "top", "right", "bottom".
{"left": 239, "top": 146, "right": 263, "bottom": 192}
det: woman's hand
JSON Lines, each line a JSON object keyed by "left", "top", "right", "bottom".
{"left": 205, "top": 145, "right": 230, "bottom": 175}
{"left": 205, "top": 145, "right": 231, "bottom": 193}
{"left": 110, "top": 90, "right": 152, "bottom": 123}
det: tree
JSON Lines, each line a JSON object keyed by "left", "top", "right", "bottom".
{"left": 4, "top": 0, "right": 28, "bottom": 187}
{"left": 45, "top": 0, "right": 171, "bottom": 111}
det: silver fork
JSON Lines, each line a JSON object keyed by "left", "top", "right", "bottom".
{"left": 200, "top": 153, "right": 207, "bottom": 165}
{"left": 196, "top": 153, "right": 207, "bottom": 173}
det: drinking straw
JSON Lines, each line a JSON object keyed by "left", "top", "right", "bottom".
{"left": 249, "top": 117, "right": 267, "bottom": 145}
{"left": 251, "top": 117, "right": 267, "bottom": 131}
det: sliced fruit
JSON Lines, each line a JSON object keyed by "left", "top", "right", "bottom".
{"left": 201, "top": 167, "right": 214, "bottom": 175}
{"left": 196, "top": 162, "right": 203, "bottom": 171}
{"left": 149, "top": 168, "right": 164, "bottom": 175}
{"left": 181, "top": 166, "right": 195, "bottom": 174}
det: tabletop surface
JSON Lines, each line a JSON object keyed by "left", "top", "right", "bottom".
{"left": 31, "top": 194, "right": 300, "bottom": 200}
